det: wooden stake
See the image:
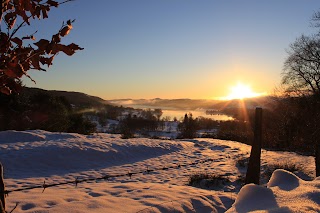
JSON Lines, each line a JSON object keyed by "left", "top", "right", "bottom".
{"left": 245, "top": 107, "right": 263, "bottom": 185}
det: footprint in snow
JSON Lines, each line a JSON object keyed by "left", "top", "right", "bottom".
{"left": 46, "top": 201, "right": 58, "bottom": 207}
{"left": 65, "top": 198, "right": 78, "bottom": 202}
{"left": 21, "top": 203, "right": 36, "bottom": 210}
{"left": 89, "top": 192, "right": 104, "bottom": 197}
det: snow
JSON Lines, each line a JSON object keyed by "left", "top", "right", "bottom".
{"left": 226, "top": 184, "right": 278, "bottom": 212}
{"left": 268, "top": 169, "right": 300, "bottom": 190}
{"left": 227, "top": 169, "right": 320, "bottom": 212}
{"left": 0, "top": 130, "right": 318, "bottom": 212}
{"left": 0, "top": 130, "right": 46, "bottom": 143}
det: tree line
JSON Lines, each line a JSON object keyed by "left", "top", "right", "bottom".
{"left": 0, "top": 90, "right": 96, "bottom": 134}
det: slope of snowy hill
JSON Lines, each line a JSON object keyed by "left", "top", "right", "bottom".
{"left": 0, "top": 130, "right": 318, "bottom": 212}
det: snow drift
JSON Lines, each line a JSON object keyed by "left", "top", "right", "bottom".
{"left": 227, "top": 169, "right": 320, "bottom": 212}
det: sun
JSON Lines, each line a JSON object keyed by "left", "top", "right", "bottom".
{"left": 225, "top": 83, "right": 261, "bottom": 100}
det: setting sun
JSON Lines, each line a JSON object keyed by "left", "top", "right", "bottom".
{"left": 225, "top": 83, "right": 262, "bottom": 100}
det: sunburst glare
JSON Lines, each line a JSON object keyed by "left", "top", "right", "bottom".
{"left": 224, "top": 83, "right": 263, "bottom": 100}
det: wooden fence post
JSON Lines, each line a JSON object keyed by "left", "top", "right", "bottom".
{"left": 245, "top": 107, "right": 263, "bottom": 185}
{"left": 0, "top": 162, "right": 5, "bottom": 213}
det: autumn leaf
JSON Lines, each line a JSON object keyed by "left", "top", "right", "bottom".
{"left": 41, "top": 6, "right": 50, "bottom": 19}
{"left": 51, "top": 33, "right": 61, "bottom": 43}
{"left": 6, "top": 63, "right": 25, "bottom": 78}
{"left": 4, "top": 13, "right": 17, "bottom": 29}
{"left": 51, "top": 43, "right": 83, "bottom": 56}
{"left": 31, "top": 56, "right": 41, "bottom": 70}
{"left": 39, "top": 56, "right": 55, "bottom": 67}
{"left": 39, "top": 56, "right": 48, "bottom": 65}
{"left": 39, "top": 56, "right": 54, "bottom": 67}
{"left": 23, "top": 0, "right": 33, "bottom": 11}
{"left": 34, "top": 39, "right": 50, "bottom": 51}
{"left": 47, "top": 0, "right": 59, "bottom": 7}
{"left": 60, "top": 25, "right": 72, "bottom": 37}
{"left": 34, "top": 6, "right": 42, "bottom": 19}
{"left": 0, "top": 0, "right": 83, "bottom": 95}
{"left": 51, "top": 43, "right": 68, "bottom": 54}
{"left": 68, "top": 43, "right": 84, "bottom": 51}
{"left": 46, "top": 55, "right": 55, "bottom": 67}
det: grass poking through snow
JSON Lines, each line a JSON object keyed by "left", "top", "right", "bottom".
{"left": 187, "top": 172, "right": 230, "bottom": 189}
{"left": 235, "top": 157, "right": 249, "bottom": 168}
{"left": 263, "top": 161, "right": 304, "bottom": 180}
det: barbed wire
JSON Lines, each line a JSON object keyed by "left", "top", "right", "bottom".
{"left": 4, "top": 158, "right": 216, "bottom": 195}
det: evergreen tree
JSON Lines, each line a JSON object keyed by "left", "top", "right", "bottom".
{"left": 178, "top": 113, "right": 198, "bottom": 138}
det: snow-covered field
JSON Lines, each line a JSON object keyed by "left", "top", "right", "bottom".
{"left": 0, "top": 130, "right": 319, "bottom": 212}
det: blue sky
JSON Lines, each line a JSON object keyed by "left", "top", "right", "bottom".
{"left": 23, "top": 0, "right": 320, "bottom": 99}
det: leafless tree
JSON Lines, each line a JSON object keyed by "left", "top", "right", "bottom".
{"left": 281, "top": 11, "right": 320, "bottom": 176}
{"left": 282, "top": 35, "right": 320, "bottom": 97}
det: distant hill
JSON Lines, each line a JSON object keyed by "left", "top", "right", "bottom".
{"left": 108, "top": 97, "right": 274, "bottom": 111}
{"left": 108, "top": 98, "right": 221, "bottom": 110}
{"left": 22, "top": 87, "right": 109, "bottom": 108}
{"left": 21, "top": 87, "right": 274, "bottom": 111}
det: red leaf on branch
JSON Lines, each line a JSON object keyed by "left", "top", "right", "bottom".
{"left": 31, "top": 55, "right": 41, "bottom": 70}
{"left": 60, "top": 25, "right": 72, "bottom": 37}
{"left": 4, "top": 13, "right": 17, "bottom": 29}
{"left": 34, "top": 6, "right": 42, "bottom": 19}
{"left": 39, "top": 55, "right": 55, "bottom": 67}
{"left": 39, "top": 56, "right": 54, "bottom": 67}
{"left": 0, "top": 1, "right": 83, "bottom": 95}
{"left": 47, "top": 55, "right": 55, "bottom": 67}
{"left": 23, "top": 0, "right": 33, "bottom": 11}
{"left": 51, "top": 43, "right": 83, "bottom": 56}
{"left": 34, "top": 39, "right": 50, "bottom": 51}
{"left": 68, "top": 43, "right": 84, "bottom": 51}
{"left": 41, "top": 5, "right": 50, "bottom": 19}
{"left": 5, "top": 63, "right": 25, "bottom": 78}
{"left": 51, "top": 33, "right": 61, "bottom": 43}
{"left": 47, "top": 0, "right": 58, "bottom": 7}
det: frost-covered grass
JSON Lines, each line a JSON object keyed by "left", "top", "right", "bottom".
{"left": 263, "top": 161, "right": 305, "bottom": 180}
{"left": 187, "top": 172, "right": 230, "bottom": 189}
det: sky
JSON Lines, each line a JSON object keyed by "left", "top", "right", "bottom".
{"left": 22, "top": 0, "right": 320, "bottom": 100}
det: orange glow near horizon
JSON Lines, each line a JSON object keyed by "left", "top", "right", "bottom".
{"left": 222, "top": 82, "right": 265, "bottom": 100}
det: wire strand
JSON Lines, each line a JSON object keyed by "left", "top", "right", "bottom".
{"left": 4, "top": 158, "right": 215, "bottom": 195}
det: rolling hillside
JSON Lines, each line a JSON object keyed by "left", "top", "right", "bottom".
{"left": 23, "top": 87, "right": 109, "bottom": 108}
